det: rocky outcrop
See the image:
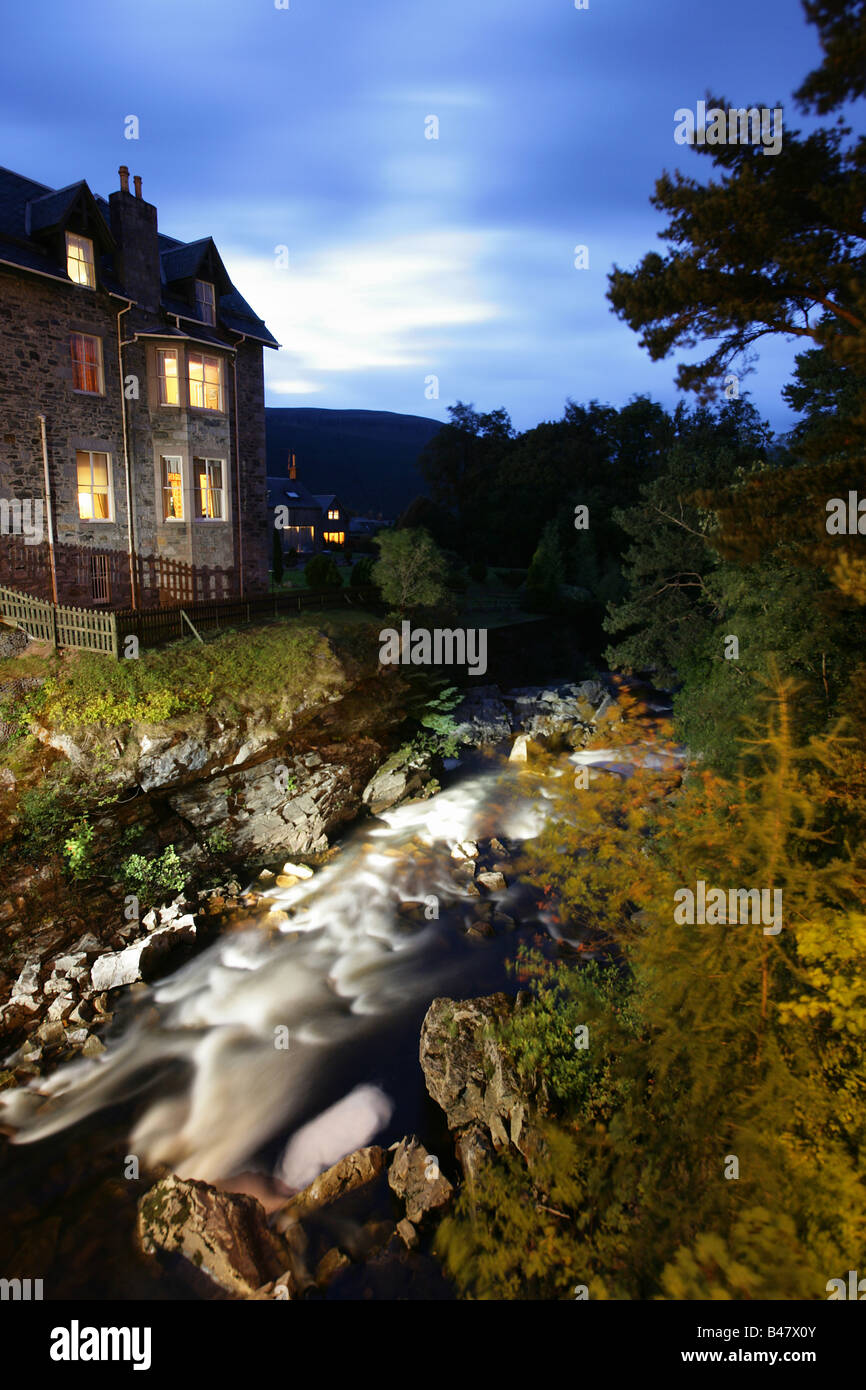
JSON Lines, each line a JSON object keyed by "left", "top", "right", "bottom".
{"left": 137, "top": 1174, "right": 290, "bottom": 1299}
{"left": 274, "top": 1144, "right": 387, "bottom": 1227}
{"left": 419, "top": 994, "right": 545, "bottom": 1165}
{"left": 451, "top": 679, "right": 612, "bottom": 751}
{"left": 362, "top": 748, "right": 434, "bottom": 816}
{"left": 387, "top": 1135, "right": 453, "bottom": 1225}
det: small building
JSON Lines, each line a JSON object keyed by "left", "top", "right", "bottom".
{"left": 313, "top": 495, "right": 345, "bottom": 547}
{"left": 268, "top": 451, "right": 347, "bottom": 555}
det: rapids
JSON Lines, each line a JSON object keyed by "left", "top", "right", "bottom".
{"left": 1, "top": 737, "right": 681, "bottom": 1189}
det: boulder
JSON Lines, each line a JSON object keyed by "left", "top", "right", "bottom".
{"left": 420, "top": 994, "right": 544, "bottom": 1160}
{"left": 137, "top": 1175, "right": 288, "bottom": 1298}
{"left": 450, "top": 687, "right": 512, "bottom": 747}
{"left": 90, "top": 918, "right": 197, "bottom": 992}
{"left": 362, "top": 750, "right": 430, "bottom": 816}
{"left": 455, "top": 1122, "right": 496, "bottom": 1188}
{"left": 274, "top": 1144, "right": 387, "bottom": 1226}
{"left": 387, "top": 1136, "right": 453, "bottom": 1225}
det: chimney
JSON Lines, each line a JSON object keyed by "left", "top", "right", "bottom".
{"left": 288, "top": 451, "right": 296, "bottom": 480}
{"left": 133, "top": 174, "right": 142, "bottom": 199}
{"left": 109, "top": 175, "right": 160, "bottom": 309}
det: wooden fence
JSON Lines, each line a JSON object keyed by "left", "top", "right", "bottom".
{"left": 0, "top": 582, "right": 380, "bottom": 659}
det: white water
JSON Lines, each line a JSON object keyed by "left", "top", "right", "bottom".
{"left": 1, "top": 739, "right": 681, "bottom": 1185}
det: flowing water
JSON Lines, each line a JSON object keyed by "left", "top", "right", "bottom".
{"left": 0, "top": 716, "right": 680, "bottom": 1295}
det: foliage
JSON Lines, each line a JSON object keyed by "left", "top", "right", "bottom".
{"left": 304, "top": 553, "right": 342, "bottom": 590}
{"left": 63, "top": 817, "right": 95, "bottom": 881}
{"left": 440, "top": 682, "right": 866, "bottom": 1298}
{"left": 204, "top": 827, "right": 232, "bottom": 856}
{"left": 37, "top": 623, "right": 344, "bottom": 730}
{"left": 350, "top": 555, "right": 376, "bottom": 587}
{"left": 120, "top": 846, "right": 187, "bottom": 907}
{"left": 371, "top": 527, "right": 450, "bottom": 613}
{"left": 526, "top": 521, "right": 564, "bottom": 612}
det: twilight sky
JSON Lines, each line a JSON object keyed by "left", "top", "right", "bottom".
{"left": 0, "top": 0, "right": 853, "bottom": 433}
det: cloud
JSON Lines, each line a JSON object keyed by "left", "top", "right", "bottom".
{"left": 227, "top": 226, "right": 505, "bottom": 386}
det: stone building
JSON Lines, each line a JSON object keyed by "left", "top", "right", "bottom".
{"left": 0, "top": 164, "right": 277, "bottom": 608}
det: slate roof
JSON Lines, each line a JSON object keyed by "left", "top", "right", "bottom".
{"left": 0, "top": 165, "right": 277, "bottom": 347}
{"left": 266, "top": 476, "right": 323, "bottom": 514}
{"left": 313, "top": 494, "right": 341, "bottom": 512}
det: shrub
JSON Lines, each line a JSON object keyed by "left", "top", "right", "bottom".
{"left": 63, "top": 818, "right": 95, "bottom": 881}
{"left": 120, "top": 845, "right": 187, "bottom": 908}
{"left": 304, "top": 553, "right": 343, "bottom": 590}
{"left": 351, "top": 555, "right": 376, "bottom": 587}
{"left": 285, "top": 547, "right": 298, "bottom": 569}
{"left": 372, "top": 528, "right": 449, "bottom": 612}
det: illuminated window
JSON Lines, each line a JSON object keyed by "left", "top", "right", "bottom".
{"left": 76, "top": 450, "right": 112, "bottom": 520}
{"left": 157, "top": 349, "right": 180, "bottom": 405}
{"left": 195, "top": 458, "right": 224, "bottom": 519}
{"left": 323, "top": 531, "right": 345, "bottom": 545}
{"left": 327, "top": 509, "right": 339, "bottom": 519}
{"left": 195, "top": 280, "right": 216, "bottom": 325}
{"left": 66, "top": 232, "right": 96, "bottom": 288}
{"left": 70, "top": 333, "right": 103, "bottom": 393}
{"left": 161, "top": 456, "right": 184, "bottom": 520}
{"left": 188, "top": 352, "right": 222, "bottom": 410}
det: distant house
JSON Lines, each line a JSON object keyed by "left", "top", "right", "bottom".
{"left": 268, "top": 457, "right": 346, "bottom": 554}
{"left": 0, "top": 163, "right": 277, "bottom": 609}
{"left": 313, "top": 495, "right": 345, "bottom": 547}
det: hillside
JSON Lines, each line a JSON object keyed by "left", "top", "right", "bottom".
{"left": 265, "top": 407, "right": 444, "bottom": 517}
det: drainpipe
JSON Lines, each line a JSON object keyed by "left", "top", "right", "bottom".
{"left": 231, "top": 335, "right": 247, "bottom": 597}
{"left": 116, "top": 299, "right": 137, "bottom": 609}
{"left": 37, "top": 414, "right": 59, "bottom": 605}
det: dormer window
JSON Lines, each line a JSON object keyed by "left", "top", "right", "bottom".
{"left": 66, "top": 232, "right": 96, "bottom": 288}
{"left": 195, "top": 279, "right": 216, "bottom": 325}
{"left": 327, "top": 509, "right": 339, "bottom": 519}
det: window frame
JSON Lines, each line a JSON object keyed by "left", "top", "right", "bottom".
{"left": 70, "top": 332, "right": 104, "bottom": 395}
{"left": 194, "top": 279, "right": 217, "bottom": 326}
{"left": 187, "top": 351, "right": 223, "bottom": 412}
{"left": 161, "top": 455, "right": 185, "bottom": 522}
{"left": 66, "top": 232, "right": 96, "bottom": 289}
{"left": 157, "top": 348, "right": 181, "bottom": 406}
{"left": 75, "top": 449, "right": 114, "bottom": 523}
{"left": 194, "top": 457, "right": 226, "bottom": 521}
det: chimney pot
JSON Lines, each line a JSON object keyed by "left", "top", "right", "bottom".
{"left": 118, "top": 165, "right": 130, "bottom": 193}
{"left": 133, "top": 174, "right": 142, "bottom": 199}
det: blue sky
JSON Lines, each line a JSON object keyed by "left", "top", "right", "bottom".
{"left": 0, "top": 0, "right": 853, "bottom": 433}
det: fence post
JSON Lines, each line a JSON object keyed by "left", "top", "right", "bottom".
{"left": 110, "top": 612, "right": 119, "bottom": 660}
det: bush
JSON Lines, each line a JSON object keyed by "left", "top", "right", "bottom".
{"left": 120, "top": 845, "right": 187, "bottom": 908}
{"left": 285, "top": 547, "right": 298, "bottom": 569}
{"left": 351, "top": 555, "right": 376, "bottom": 587}
{"left": 372, "top": 528, "right": 450, "bottom": 612}
{"left": 64, "top": 818, "right": 95, "bottom": 881}
{"left": 304, "top": 553, "right": 343, "bottom": 590}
